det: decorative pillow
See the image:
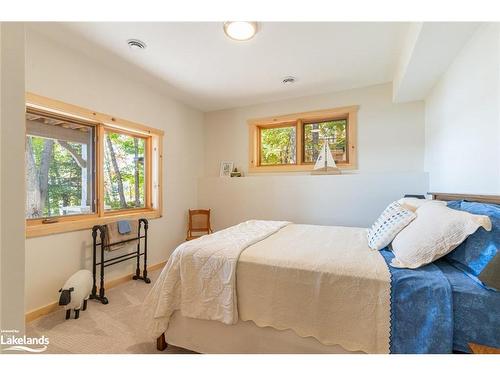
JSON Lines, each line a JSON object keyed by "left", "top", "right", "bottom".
{"left": 390, "top": 203, "right": 492, "bottom": 269}
{"left": 445, "top": 201, "right": 500, "bottom": 290}
{"left": 367, "top": 201, "right": 416, "bottom": 251}
{"left": 397, "top": 197, "right": 446, "bottom": 212}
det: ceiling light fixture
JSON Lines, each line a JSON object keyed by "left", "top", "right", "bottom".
{"left": 223, "top": 21, "right": 258, "bottom": 41}
{"left": 127, "top": 39, "right": 147, "bottom": 50}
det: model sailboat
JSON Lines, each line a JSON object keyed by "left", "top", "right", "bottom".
{"left": 311, "top": 137, "right": 341, "bottom": 175}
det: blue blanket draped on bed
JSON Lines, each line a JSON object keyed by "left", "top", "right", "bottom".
{"left": 380, "top": 249, "right": 454, "bottom": 354}
{"left": 435, "top": 260, "right": 500, "bottom": 353}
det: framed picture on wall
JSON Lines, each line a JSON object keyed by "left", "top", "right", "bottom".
{"left": 219, "top": 161, "right": 234, "bottom": 177}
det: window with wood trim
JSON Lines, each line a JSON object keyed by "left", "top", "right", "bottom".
{"left": 249, "top": 106, "right": 358, "bottom": 172}
{"left": 26, "top": 111, "right": 96, "bottom": 219}
{"left": 25, "top": 93, "right": 163, "bottom": 238}
{"left": 103, "top": 130, "right": 146, "bottom": 210}
{"left": 259, "top": 124, "right": 297, "bottom": 165}
{"left": 303, "top": 118, "right": 348, "bottom": 164}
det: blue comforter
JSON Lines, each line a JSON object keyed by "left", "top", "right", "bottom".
{"left": 380, "top": 249, "right": 500, "bottom": 353}
{"left": 380, "top": 249, "right": 454, "bottom": 353}
{"left": 436, "top": 260, "right": 500, "bottom": 353}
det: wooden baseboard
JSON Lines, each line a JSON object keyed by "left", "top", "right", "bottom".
{"left": 25, "top": 261, "right": 167, "bottom": 323}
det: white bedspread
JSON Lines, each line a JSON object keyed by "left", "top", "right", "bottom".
{"left": 143, "top": 220, "right": 290, "bottom": 339}
{"left": 237, "top": 224, "right": 391, "bottom": 353}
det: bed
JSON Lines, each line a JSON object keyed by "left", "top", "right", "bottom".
{"left": 143, "top": 193, "right": 500, "bottom": 354}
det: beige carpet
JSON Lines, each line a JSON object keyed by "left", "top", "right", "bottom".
{"left": 26, "top": 269, "right": 195, "bottom": 354}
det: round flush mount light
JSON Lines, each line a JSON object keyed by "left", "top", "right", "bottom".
{"left": 223, "top": 21, "right": 258, "bottom": 41}
{"left": 282, "top": 76, "right": 297, "bottom": 85}
{"left": 127, "top": 39, "right": 147, "bottom": 50}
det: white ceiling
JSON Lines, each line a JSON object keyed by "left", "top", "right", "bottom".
{"left": 29, "top": 22, "right": 410, "bottom": 112}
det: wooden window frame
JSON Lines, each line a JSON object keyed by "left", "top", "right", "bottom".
{"left": 25, "top": 92, "right": 164, "bottom": 238}
{"left": 248, "top": 105, "right": 358, "bottom": 173}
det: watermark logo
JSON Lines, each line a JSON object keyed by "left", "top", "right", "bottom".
{"left": 1, "top": 329, "right": 49, "bottom": 353}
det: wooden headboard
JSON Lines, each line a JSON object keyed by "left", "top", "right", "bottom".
{"left": 429, "top": 192, "right": 500, "bottom": 205}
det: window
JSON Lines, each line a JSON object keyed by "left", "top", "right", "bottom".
{"left": 104, "top": 131, "right": 146, "bottom": 210}
{"left": 25, "top": 93, "right": 163, "bottom": 238}
{"left": 303, "top": 119, "right": 348, "bottom": 164}
{"left": 260, "top": 125, "right": 296, "bottom": 165}
{"left": 25, "top": 112, "right": 95, "bottom": 219}
{"left": 249, "top": 106, "right": 357, "bottom": 172}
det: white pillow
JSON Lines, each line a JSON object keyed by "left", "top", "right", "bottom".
{"left": 397, "top": 197, "right": 446, "bottom": 212}
{"left": 367, "top": 201, "right": 416, "bottom": 251}
{"left": 391, "top": 203, "right": 492, "bottom": 269}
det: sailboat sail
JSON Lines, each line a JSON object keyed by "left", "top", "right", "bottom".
{"left": 314, "top": 140, "right": 337, "bottom": 170}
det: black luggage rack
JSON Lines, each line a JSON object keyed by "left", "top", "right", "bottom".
{"left": 90, "top": 218, "right": 150, "bottom": 305}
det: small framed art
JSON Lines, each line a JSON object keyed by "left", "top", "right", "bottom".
{"left": 219, "top": 161, "right": 234, "bottom": 177}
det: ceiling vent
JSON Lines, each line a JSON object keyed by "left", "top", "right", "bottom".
{"left": 127, "top": 39, "right": 147, "bottom": 50}
{"left": 282, "top": 76, "right": 296, "bottom": 85}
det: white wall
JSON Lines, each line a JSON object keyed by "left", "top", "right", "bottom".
{"left": 201, "top": 83, "right": 427, "bottom": 229}
{"left": 24, "top": 31, "right": 204, "bottom": 312}
{"left": 204, "top": 83, "right": 425, "bottom": 177}
{"left": 425, "top": 23, "right": 500, "bottom": 194}
{"left": 199, "top": 172, "right": 429, "bottom": 230}
{"left": 0, "top": 23, "right": 26, "bottom": 338}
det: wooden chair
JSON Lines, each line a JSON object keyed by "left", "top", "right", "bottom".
{"left": 186, "top": 209, "right": 212, "bottom": 241}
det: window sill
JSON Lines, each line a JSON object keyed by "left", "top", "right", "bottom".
{"left": 248, "top": 163, "right": 356, "bottom": 173}
{"left": 25, "top": 209, "right": 161, "bottom": 238}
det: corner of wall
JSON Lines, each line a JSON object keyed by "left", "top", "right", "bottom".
{"left": 392, "top": 22, "right": 422, "bottom": 102}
